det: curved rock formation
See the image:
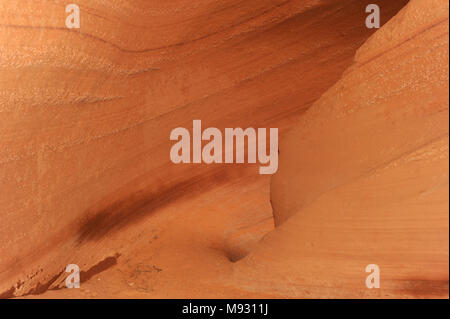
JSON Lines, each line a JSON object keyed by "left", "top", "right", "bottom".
{"left": 239, "top": 0, "right": 449, "bottom": 298}
{"left": 0, "top": 0, "right": 447, "bottom": 298}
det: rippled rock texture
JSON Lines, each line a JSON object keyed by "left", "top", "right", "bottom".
{"left": 0, "top": 0, "right": 447, "bottom": 298}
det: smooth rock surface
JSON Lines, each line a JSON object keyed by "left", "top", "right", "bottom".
{"left": 1, "top": 0, "right": 447, "bottom": 298}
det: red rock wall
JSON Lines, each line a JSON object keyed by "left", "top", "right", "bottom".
{"left": 241, "top": 0, "right": 449, "bottom": 298}
{"left": 1, "top": 0, "right": 447, "bottom": 298}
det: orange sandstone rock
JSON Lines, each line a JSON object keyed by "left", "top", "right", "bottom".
{"left": 2, "top": 0, "right": 443, "bottom": 299}
{"left": 240, "top": 0, "right": 449, "bottom": 298}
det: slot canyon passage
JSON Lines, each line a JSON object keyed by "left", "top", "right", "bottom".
{"left": 0, "top": 0, "right": 448, "bottom": 298}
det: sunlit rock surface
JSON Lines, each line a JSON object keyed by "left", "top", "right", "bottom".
{"left": 1, "top": 0, "right": 447, "bottom": 298}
